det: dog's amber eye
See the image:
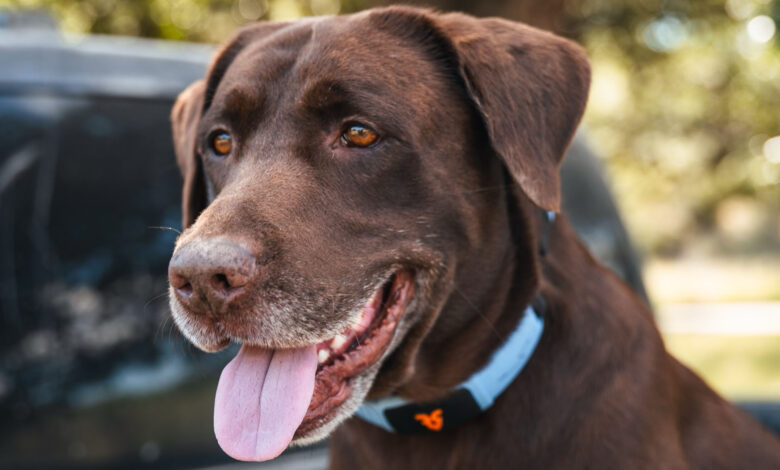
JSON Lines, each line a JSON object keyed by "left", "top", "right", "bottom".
{"left": 211, "top": 132, "right": 232, "bottom": 156}
{"left": 341, "top": 125, "right": 378, "bottom": 148}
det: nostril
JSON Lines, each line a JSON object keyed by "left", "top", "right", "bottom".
{"left": 169, "top": 271, "right": 190, "bottom": 289}
{"left": 176, "top": 282, "right": 193, "bottom": 298}
{"left": 213, "top": 273, "right": 230, "bottom": 291}
{"left": 169, "top": 266, "right": 197, "bottom": 301}
{"left": 210, "top": 272, "right": 248, "bottom": 297}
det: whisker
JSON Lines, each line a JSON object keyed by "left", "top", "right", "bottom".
{"left": 155, "top": 315, "right": 172, "bottom": 342}
{"left": 451, "top": 286, "right": 502, "bottom": 340}
{"left": 148, "top": 225, "right": 182, "bottom": 234}
{"left": 145, "top": 290, "right": 170, "bottom": 311}
{"left": 173, "top": 330, "right": 192, "bottom": 359}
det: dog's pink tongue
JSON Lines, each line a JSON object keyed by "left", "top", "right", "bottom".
{"left": 214, "top": 344, "right": 317, "bottom": 462}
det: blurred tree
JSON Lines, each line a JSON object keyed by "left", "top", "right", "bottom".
{"left": 564, "top": 0, "right": 780, "bottom": 255}
{"left": 369, "top": 0, "right": 568, "bottom": 31}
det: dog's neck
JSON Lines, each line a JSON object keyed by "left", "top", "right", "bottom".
{"left": 380, "top": 191, "right": 555, "bottom": 402}
{"left": 334, "top": 193, "right": 666, "bottom": 468}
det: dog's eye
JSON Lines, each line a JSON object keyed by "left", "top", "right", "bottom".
{"left": 341, "top": 125, "right": 378, "bottom": 148}
{"left": 210, "top": 132, "right": 232, "bottom": 156}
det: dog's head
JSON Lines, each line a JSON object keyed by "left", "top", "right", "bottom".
{"left": 168, "top": 6, "right": 589, "bottom": 461}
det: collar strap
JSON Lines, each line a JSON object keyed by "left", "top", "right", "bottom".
{"left": 355, "top": 298, "right": 545, "bottom": 433}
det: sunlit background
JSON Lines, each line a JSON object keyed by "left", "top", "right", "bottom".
{"left": 0, "top": 0, "right": 778, "bottom": 467}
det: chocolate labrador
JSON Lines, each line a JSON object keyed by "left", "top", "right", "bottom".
{"left": 167, "top": 6, "right": 780, "bottom": 468}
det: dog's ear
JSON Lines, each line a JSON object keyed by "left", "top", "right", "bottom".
{"left": 441, "top": 14, "right": 590, "bottom": 211}
{"left": 171, "top": 79, "right": 207, "bottom": 228}
{"left": 170, "top": 22, "right": 291, "bottom": 228}
{"left": 386, "top": 10, "right": 589, "bottom": 211}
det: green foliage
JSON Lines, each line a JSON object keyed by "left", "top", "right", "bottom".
{"left": 0, "top": 0, "right": 362, "bottom": 42}
{"left": 567, "top": 0, "right": 780, "bottom": 255}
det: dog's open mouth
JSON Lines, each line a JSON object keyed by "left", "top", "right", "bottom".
{"left": 212, "top": 271, "right": 414, "bottom": 462}
{"left": 302, "top": 271, "right": 414, "bottom": 434}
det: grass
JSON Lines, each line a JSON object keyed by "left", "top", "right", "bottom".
{"left": 664, "top": 334, "right": 780, "bottom": 400}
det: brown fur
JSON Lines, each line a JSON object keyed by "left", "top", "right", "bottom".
{"left": 169, "top": 6, "right": 780, "bottom": 468}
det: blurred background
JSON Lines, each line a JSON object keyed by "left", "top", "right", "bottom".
{"left": 0, "top": 0, "right": 778, "bottom": 468}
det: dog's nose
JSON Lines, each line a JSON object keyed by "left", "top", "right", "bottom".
{"left": 168, "top": 238, "right": 257, "bottom": 314}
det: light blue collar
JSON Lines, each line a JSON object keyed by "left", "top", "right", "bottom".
{"left": 355, "top": 303, "right": 545, "bottom": 433}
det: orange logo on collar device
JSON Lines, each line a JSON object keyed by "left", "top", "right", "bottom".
{"left": 414, "top": 408, "right": 444, "bottom": 431}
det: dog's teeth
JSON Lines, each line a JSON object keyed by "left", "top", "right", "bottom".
{"left": 318, "top": 349, "right": 330, "bottom": 364}
{"left": 330, "top": 334, "right": 348, "bottom": 350}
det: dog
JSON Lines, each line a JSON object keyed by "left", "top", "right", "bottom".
{"left": 167, "top": 6, "right": 780, "bottom": 468}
